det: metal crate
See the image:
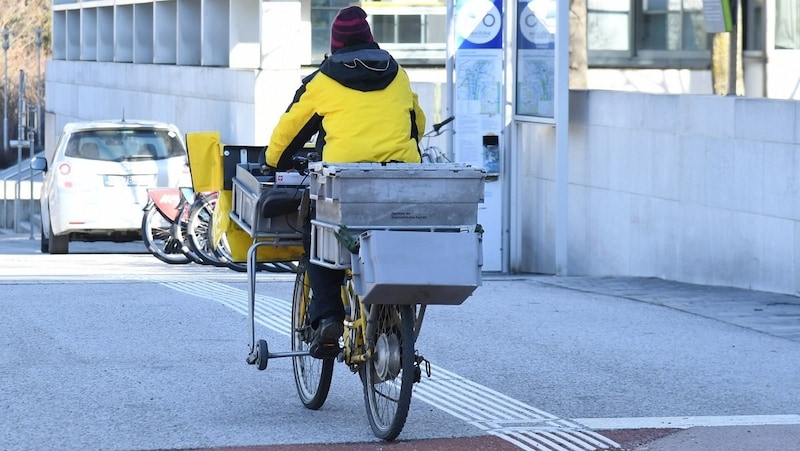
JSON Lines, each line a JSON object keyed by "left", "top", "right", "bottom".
{"left": 309, "top": 221, "right": 365, "bottom": 269}
{"left": 350, "top": 229, "right": 483, "bottom": 305}
{"left": 309, "top": 162, "right": 485, "bottom": 227}
{"left": 309, "top": 220, "right": 473, "bottom": 270}
{"left": 230, "top": 163, "right": 307, "bottom": 238}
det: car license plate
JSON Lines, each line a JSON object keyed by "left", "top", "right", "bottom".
{"left": 104, "top": 174, "right": 154, "bottom": 187}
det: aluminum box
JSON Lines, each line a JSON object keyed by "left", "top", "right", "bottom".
{"left": 350, "top": 229, "right": 483, "bottom": 305}
{"left": 309, "top": 162, "right": 485, "bottom": 227}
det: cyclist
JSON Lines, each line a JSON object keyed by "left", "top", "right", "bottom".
{"left": 264, "top": 5, "right": 426, "bottom": 359}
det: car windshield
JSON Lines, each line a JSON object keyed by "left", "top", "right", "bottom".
{"left": 64, "top": 129, "right": 186, "bottom": 162}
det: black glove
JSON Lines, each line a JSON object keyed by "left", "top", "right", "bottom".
{"left": 260, "top": 164, "right": 277, "bottom": 176}
{"left": 258, "top": 146, "right": 272, "bottom": 174}
{"left": 291, "top": 155, "right": 309, "bottom": 174}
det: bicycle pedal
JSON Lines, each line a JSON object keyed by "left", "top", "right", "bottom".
{"left": 309, "top": 342, "right": 340, "bottom": 360}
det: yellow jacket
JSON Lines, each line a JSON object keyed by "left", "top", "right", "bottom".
{"left": 267, "top": 44, "right": 426, "bottom": 168}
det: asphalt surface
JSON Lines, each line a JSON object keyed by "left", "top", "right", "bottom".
{"left": 2, "top": 228, "right": 800, "bottom": 450}
{"left": 175, "top": 270, "right": 800, "bottom": 450}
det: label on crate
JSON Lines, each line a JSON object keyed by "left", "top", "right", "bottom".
{"left": 276, "top": 172, "right": 310, "bottom": 186}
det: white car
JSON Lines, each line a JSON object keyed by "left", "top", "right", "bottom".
{"left": 30, "top": 119, "right": 190, "bottom": 254}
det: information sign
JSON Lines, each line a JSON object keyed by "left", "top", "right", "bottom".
{"left": 515, "top": 0, "right": 556, "bottom": 120}
{"left": 703, "top": 0, "right": 733, "bottom": 33}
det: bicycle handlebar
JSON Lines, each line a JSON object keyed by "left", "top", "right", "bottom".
{"left": 432, "top": 116, "right": 455, "bottom": 133}
{"left": 291, "top": 152, "right": 319, "bottom": 175}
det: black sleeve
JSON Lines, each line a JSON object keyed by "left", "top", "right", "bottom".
{"left": 274, "top": 114, "right": 322, "bottom": 170}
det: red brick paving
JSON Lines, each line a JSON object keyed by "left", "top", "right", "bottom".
{"left": 197, "top": 428, "right": 682, "bottom": 450}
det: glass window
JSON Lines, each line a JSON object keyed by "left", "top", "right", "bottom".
{"left": 398, "top": 15, "right": 423, "bottom": 43}
{"left": 310, "top": 1, "right": 446, "bottom": 65}
{"left": 66, "top": 129, "right": 185, "bottom": 161}
{"left": 587, "top": 0, "right": 712, "bottom": 68}
{"left": 639, "top": 0, "right": 707, "bottom": 51}
{"left": 372, "top": 15, "right": 396, "bottom": 43}
{"left": 311, "top": 0, "right": 352, "bottom": 61}
{"left": 426, "top": 14, "right": 447, "bottom": 43}
{"left": 588, "top": 0, "right": 631, "bottom": 51}
{"left": 744, "top": 0, "right": 764, "bottom": 51}
{"left": 775, "top": 0, "right": 800, "bottom": 49}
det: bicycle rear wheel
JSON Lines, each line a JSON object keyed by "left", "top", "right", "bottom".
{"left": 291, "top": 261, "right": 334, "bottom": 409}
{"left": 169, "top": 202, "right": 204, "bottom": 264}
{"left": 185, "top": 193, "right": 225, "bottom": 266}
{"left": 361, "top": 303, "right": 415, "bottom": 441}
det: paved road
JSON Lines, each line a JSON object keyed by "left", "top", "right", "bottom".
{"left": 2, "top": 231, "right": 800, "bottom": 450}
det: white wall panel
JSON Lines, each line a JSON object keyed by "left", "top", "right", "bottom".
{"left": 154, "top": 1, "right": 178, "bottom": 64}
{"left": 115, "top": 5, "right": 134, "bottom": 62}
{"left": 97, "top": 7, "right": 114, "bottom": 62}
{"left": 516, "top": 91, "right": 800, "bottom": 295}
{"left": 134, "top": 3, "right": 155, "bottom": 64}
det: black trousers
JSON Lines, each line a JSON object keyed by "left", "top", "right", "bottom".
{"left": 303, "top": 208, "right": 345, "bottom": 327}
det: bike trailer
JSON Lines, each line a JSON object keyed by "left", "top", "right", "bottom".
{"left": 185, "top": 131, "right": 305, "bottom": 263}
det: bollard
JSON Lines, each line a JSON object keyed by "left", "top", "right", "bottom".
{"left": 13, "top": 70, "right": 25, "bottom": 233}
{"left": 10, "top": 138, "right": 30, "bottom": 233}
{"left": 28, "top": 128, "right": 35, "bottom": 239}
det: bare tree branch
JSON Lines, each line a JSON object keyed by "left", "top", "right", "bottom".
{"left": 1, "top": 0, "right": 49, "bottom": 161}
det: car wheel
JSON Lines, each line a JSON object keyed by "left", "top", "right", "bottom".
{"left": 48, "top": 220, "right": 69, "bottom": 254}
{"left": 40, "top": 223, "right": 49, "bottom": 254}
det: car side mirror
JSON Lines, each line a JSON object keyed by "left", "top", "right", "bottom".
{"left": 30, "top": 156, "right": 48, "bottom": 172}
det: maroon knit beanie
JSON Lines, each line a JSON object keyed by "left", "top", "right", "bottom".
{"left": 330, "top": 6, "right": 374, "bottom": 53}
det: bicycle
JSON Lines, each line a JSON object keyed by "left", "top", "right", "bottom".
{"left": 141, "top": 187, "right": 201, "bottom": 264}
{"left": 244, "top": 120, "right": 486, "bottom": 441}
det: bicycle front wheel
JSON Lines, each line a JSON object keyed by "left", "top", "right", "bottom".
{"left": 141, "top": 205, "right": 192, "bottom": 265}
{"left": 361, "top": 304, "right": 415, "bottom": 441}
{"left": 291, "top": 261, "right": 334, "bottom": 410}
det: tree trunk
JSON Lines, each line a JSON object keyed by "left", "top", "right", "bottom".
{"left": 711, "top": 0, "right": 745, "bottom": 95}
{"left": 569, "top": 0, "right": 587, "bottom": 89}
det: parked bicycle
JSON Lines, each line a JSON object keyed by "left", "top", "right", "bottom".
{"left": 183, "top": 190, "right": 228, "bottom": 267}
{"left": 138, "top": 185, "right": 293, "bottom": 271}
{"left": 141, "top": 187, "right": 200, "bottom": 264}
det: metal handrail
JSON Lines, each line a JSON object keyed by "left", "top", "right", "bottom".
{"left": 1, "top": 151, "right": 42, "bottom": 236}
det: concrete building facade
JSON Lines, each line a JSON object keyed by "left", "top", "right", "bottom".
{"left": 45, "top": 0, "right": 800, "bottom": 295}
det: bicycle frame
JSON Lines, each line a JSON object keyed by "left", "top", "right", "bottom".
{"left": 247, "top": 259, "right": 377, "bottom": 370}
{"left": 284, "top": 265, "right": 426, "bottom": 370}
{"left": 146, "top": 188, "right": 182, "bottom": 223}
{"left": 146, "top": 187, "right": 195, "bottom": 224}
{"left": 341, "top": 275, "right": 369, "bottom": 367}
